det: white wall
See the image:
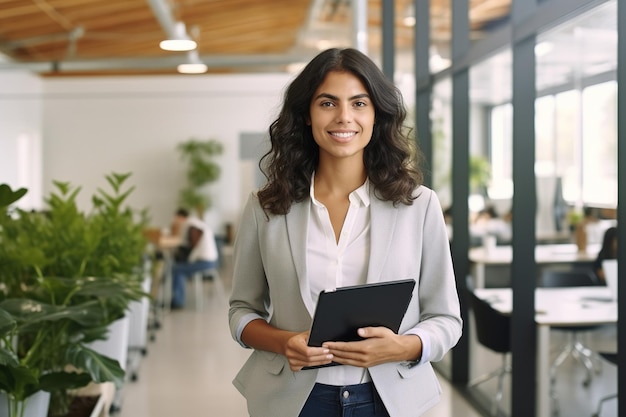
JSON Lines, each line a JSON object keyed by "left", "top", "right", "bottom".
{"left": 0, "top": 71, "right": 43, "bottom": 210}
{"left": 40, "top": 73, "right": 292, "bottom": 233}
{"left": 1, "top": 69, "right": 418, "bottom": 234}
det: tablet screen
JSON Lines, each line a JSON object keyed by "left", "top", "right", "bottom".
{"left": 307, "top": 279, "right": 416, "bottom": 348}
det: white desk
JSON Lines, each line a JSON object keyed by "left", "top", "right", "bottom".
{"left": 474, "top": 286, "right": 617, "bottom": 417}
{"left": 469, "top": 243, "right": 600, "bottom": 288}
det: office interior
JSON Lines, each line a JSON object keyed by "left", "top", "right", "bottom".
{"left": 0, "top": 1, "right": 623, "bottom": 417}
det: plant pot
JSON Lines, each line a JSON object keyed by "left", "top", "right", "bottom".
{"left": 575, "top": 223, "right": 587, "bottom": 253}
{"left": 86, "top": 316, "right": 129, "bottom": 415}
{"left": 87, "top": 316, "right": 130, "bottom": 372}
{"left": 48, "top": 382, "right": 114, "bottom": 417}
{"left": 0, "top": 390, "right": 50, "bottom": 417}
{"left": 128, "top": 277, "right": 151, "bottom": 351}
{"left": 87, "top": 383, "right": 114, "bottom": 417}
{"left": 65, "top": 382, "right": 114, "bottom": 417}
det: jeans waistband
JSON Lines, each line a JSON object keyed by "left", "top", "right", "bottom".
{"left": 312, "top": 382, "right": 379, "bottom": 406}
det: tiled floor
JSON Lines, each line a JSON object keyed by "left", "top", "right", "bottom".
{"left": 116, "top": 264, "right": 617, "bottom": 417}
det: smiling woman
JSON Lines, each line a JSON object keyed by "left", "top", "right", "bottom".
{"left": 228, "top": 48, "right": 462, "bottom": 417}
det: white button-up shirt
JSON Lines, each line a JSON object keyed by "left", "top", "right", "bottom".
{"left": 309, "top": 177, "right": 372, "bottom": 385}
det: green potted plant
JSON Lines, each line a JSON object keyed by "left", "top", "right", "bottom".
{"left": 176, "top": 138, "right": 223, "bottom": 218}
{"left": 0, "top": 174, "right": 148, "bottom": 417}
{"left": 0, "top": 284, "right": 127, "bottom": 417}
{"left": 469, "top": 155, "right": 492, "bottom": 195}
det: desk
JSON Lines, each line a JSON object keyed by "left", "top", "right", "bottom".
{"left": 469, "top": 243, "right": 600, "bottom": 288}
{"left": 474, "top": 286, "right": 617, "bottom": 417}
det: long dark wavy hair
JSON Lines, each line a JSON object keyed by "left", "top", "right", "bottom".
{"left": 598, "top": 226, "right": 618, "bottom": 260}
{"left": 258, "top": 48, "right": 423, "bottom": 215}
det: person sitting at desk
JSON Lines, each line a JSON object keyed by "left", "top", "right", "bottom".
{"left": 470, "top": 205, "right": 512, "bottom": 246}
{"left": 593, "top": 226, "right": 617, "bottom": 284}
{"left": 171, "top": 208, "right": 219, "bottom": 309}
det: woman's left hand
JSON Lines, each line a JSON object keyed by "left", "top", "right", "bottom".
{"left": 322, "top": 327, "right": 422, "bottom": 368}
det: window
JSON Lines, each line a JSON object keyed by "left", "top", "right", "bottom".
{"left": 488, "top": 103, "right": 512, "bottom": 199}
{"left": 582, "top": 81, "right": 617, "bottom": 206}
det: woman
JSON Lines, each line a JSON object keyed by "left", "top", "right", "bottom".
{"left": 594, "top": 226, "right": 618, "bottom": 283}
{"left": 228, "top": 48, "right": 462, "bottom": 417}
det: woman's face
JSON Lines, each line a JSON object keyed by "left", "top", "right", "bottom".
{"left": 308, "top": 70, "right": 375, "bottom": 163}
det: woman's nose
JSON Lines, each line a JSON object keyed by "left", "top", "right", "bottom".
{"left": 335, "top": 105, "right": 352, "bottom": 123}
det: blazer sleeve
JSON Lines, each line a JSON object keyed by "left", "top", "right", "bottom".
{"left": 228, "top": 193, "right": 271, "bottom": 343}
{"left": 408, "top": 189, "right": 462, "bottom": 362}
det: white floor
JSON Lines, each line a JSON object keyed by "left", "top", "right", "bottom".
{"left": 116, "top": 273, "right": 483, "bottom": 417}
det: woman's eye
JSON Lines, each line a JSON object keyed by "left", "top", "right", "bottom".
{"left": 320, "top": 101, "right": 335, "bottom": 107}
{"left": 354, "top": 101, "right": 367, "bottom": 107}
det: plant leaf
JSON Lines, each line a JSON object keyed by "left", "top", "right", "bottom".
{"left": 0, "top": 349, "right": 19, "bottom": 368}
{"left": 0, "top": 299, "right": 108, "bottom": 329}
{"left": 38, "top": 371, "right": 92, "bottom": 392}
{"left": 0, "top": 364, "right": 39, "bottom": 401}
{"left": 64, "top": 345, "right": 125, "bottom": 387}
{"left": 0, "top": 184, "right": 28, "bottom": 208}
{"left": 0, "top": 307, "right": 17, "bottom": 338}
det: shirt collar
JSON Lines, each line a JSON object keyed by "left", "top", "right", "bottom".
{"left": 309, "top": 172, "right": 370, "bottom": 207}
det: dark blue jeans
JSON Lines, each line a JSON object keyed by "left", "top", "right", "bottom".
{"left": 171, "top": 260, "right": 216, "bottom": 307}
{"left": 299, "top": 383, "right": 390, "bottom": 417}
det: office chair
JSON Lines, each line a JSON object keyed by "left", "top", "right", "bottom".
{"left": 467, "top": 290, "right": 511, "bottom": 417}
{"left": 191, "top": 264, "right": 224, "bottom": 311}
{"left": 191, "top": 237, "right": 225, "bottom": 311}
{"left": 591, "top": 352, "right": 617, "bottom": 417}
{"left": 539, "top": 269, "right": 602, "bottom": 411}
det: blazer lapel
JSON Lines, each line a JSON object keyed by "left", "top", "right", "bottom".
{"left": 285, "top": 200, "right": 316, "bottom": 316}
{"left": 367, "top": 194, "right": 398, "bottom": 283}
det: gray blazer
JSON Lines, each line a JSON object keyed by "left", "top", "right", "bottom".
{"left": 229, "top": 186, "right": 462, "bottom": 417}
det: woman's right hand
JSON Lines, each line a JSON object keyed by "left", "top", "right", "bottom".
{"left": 284, "top": 331, "right": 334, "bottom": 371}
{"left": 240, "top": 320, "right": 333, "bottom": 371}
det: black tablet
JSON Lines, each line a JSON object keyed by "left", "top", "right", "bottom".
{"left": 307, "top": 279, "right": 416, "bottom": 348}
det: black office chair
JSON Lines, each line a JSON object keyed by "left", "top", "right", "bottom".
{"left": 467, "top": 290, "right": 511, "bottom": 417}
{"left": 591, "top": 352, "right": 617, "bottom": 417}
{"left": 539, "top": 268, "right": 602, "bottom": 411}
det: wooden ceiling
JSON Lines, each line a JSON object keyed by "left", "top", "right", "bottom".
{"left": 0, "top": 0, "right": 511, "bottom": 76}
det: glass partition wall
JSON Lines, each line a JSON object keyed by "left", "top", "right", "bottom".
{"left": 533, "top": 4, "right": 618, "bottom": 416}
{"left": 535, "top": 1, "right": 617, "bottom": 241}
{"left": 394, "top": 1, "right": 619, "bottom": 415}
{"left": 432, "top": 78, "right": 453, "bottom": 210}
{"left": 415, "top": 1, "right": 620, "bottom": 416}
{"left": 465, "top": 49, "right": 514, "bottom": 414}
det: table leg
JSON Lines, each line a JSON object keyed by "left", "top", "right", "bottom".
{"left": 537, "top": 324, "right": 551, "bottom": 417}
{"left": 161, "top": 252, "right": 173, "bottom": 314}
{"left": 474, "top": 263, "right": 486, "bottom": 288}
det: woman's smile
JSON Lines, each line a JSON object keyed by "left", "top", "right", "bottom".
{"left": 328, "top": 130, "right": 358, "bottom": 141}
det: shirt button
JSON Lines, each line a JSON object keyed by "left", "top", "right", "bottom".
{"left": 343, "top": 390, "right": 350, "bottom": 399}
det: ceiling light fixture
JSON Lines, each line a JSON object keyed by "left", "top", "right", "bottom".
{"left": 160, "top": 22, "right": 197, "bottom": 51}
{"left": 402, "top": 4, "right": 416, "bottom": 27}
{"left": 534, "top": 41, "right": 553, "bottom": 57}
{"left": 177, "top": 50, "right": 207, "bottom": 74}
